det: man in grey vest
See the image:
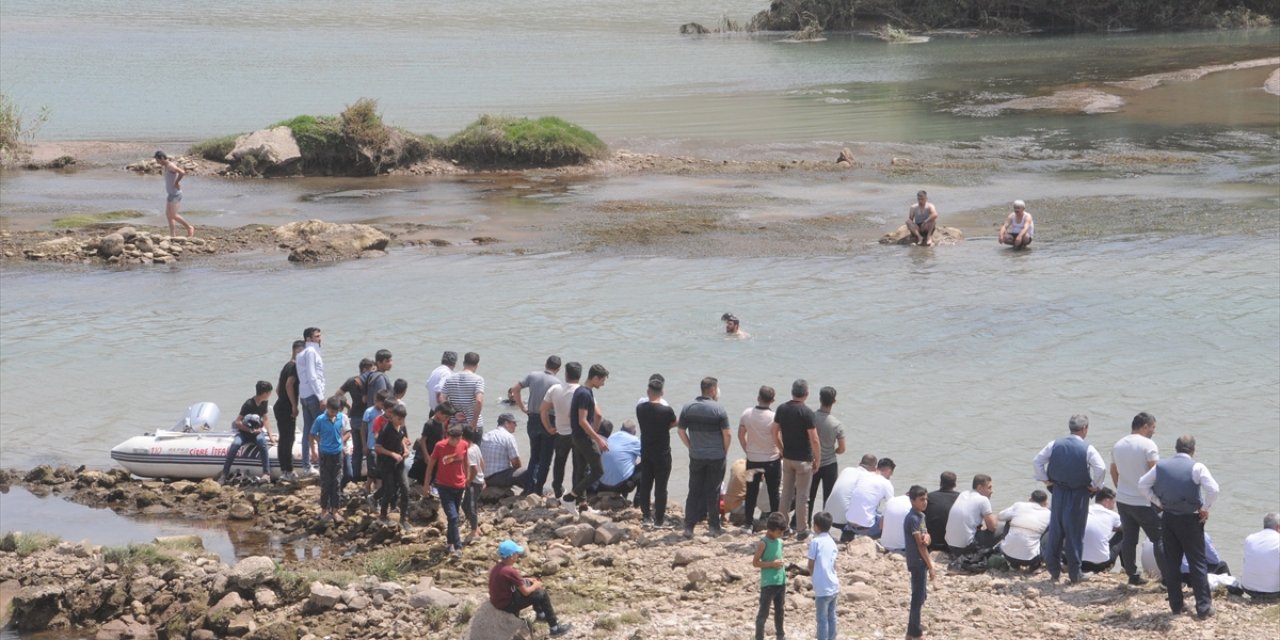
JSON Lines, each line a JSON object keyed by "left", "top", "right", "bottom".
{"left": 678, "top": 376, "right": 731, "bottom": 538}
{"left": 1139, "top": 435, "right": 1220, "bottom": 619}
{"left": 1032, "top": 414, "right": 1106, "bottom": 584}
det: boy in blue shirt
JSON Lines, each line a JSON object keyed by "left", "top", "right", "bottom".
{"left": 311, "top": 396, "right": 349, "bottom": 522}
{"left": 808, "top": 511, "right": 840, "bottom": 640}
{"left": 752, "top": 512, "right": 788, "bottom": 640}
{"left": 362, "top": 390, "right": 389, "bottom": 502}
{"left": 904, "top": 485, "right": 935, "bottom": 640}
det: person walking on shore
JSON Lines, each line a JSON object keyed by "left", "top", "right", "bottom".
{"left": 808, "top": 386, "right": 846, "bottom": 518}
{"left": 1033, "top": 414, "right": 1106, "bottom": 584}
{"left": 426, "top": 424, "right": 471, "bottom": 555}
{"left": 1139, "top": 434, "right": 1220, "bottom": 619}
{"left": 679, "top": 376, "right": 732, "bottom": 538}
{"left": 374, "top": 403, "right": 411, "bottom": 530}
{"left": 296, "top": 327, "right": 326, "bottom": 475}
{"left": 337, "top": 357, "right": 374, "bottom": 483}
{"left": 635, "top": 375, "right": 677, "bottom": 526}
{"left": 739, "top": 385, "right": 780, "bottom": 533}
{"left": 808, "top": 511, "right": 840, "bottom": 640}
{"left": 774, "top": 379, "right": 820, "bottom": 539}
{"left": 508, "top": 355, "right": 561, "bottom": 497}
{"left": 273, "top": 340, "right": 304, "bottom": 481}
{"left": 153, "top": 151, "right": 194, "bottom": 238}
{"left": 1111, "top": 411, "right": 1167, "bottom": 585}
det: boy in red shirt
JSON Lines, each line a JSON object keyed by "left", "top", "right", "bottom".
{"left": 426, "top": 424, "right": 470, "bottom": 555}
{"left": 489, "top": 539, "right": 571, "bottom": 637}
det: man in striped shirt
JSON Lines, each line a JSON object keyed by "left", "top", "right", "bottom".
{"left": 443, "top": 351, "right": 486, "bottom": 434}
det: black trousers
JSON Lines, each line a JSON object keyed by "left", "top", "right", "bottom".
{"left": 502, "top": 588, "right": 559, "bottom": 627}
{"left": 743, "top": 459, "right": 781, "bottom": 530}
{"left": 569, "top": 435, "right": 602, "bottom": 497}
{"left": 685, "top": 457, "right": 725, "bottom": 530}
{"left": 273, "top": 403, "right": 296, "bottom": 473}
{"left": 380, "top": 461, "right": 408, "bottom": 517}
{"left": 1118, "top": 502, "right": 1168, "bottom": 579}
{"left": 807, "top": 461, "right": 839, "bottom": 520}
{"left": 634, "top": 449, "right": 672, "bottom": 525}
{"left": 1162, "top": 511, "right": 1212, "bottom": 616}
{"left": 551, "top": 434, "right": 574, "bottom": 497}
{"left": 755, "top": 584, "right": 785, "bottom": 640}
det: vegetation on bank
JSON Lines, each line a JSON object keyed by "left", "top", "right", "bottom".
{"left": 0, "top": 94, "right": 50, "bottom": 164}
{"left": 188, "top": 99, "right": 606, "bottom": 177}
{"left": 745, "top": 0, "right": 1276, "bottom": 33}
{"left": 51, "top": 210, "right": 146, "bottom": 229}
{"left": 0, "top": 531, "right": 61, "bottom": 557}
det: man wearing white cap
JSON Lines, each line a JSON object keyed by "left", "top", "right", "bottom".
{"left": 489, "top": 539, "right": 572, "bottom": 636}
{"left": 999, "top": 200, "right": 1035, "bottom": 249}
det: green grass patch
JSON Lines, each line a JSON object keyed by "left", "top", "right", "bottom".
{"left": 455, "top": 601, "right": 476, "bottom": 626}
{"left": 51, "top": 210, "right": 145, "bottom": 229}
{"left": 1, "top": 531, "right": 61, "bottom": 557}
{"left": 446, "top": 115, "right": 607, "bottom": 167}
{"left": 187, "top": 134, "right": 239, "bottom": 162}
{"left": 363, "top": 547, "right": 414, "bottom": 582}
{"left": 423, "top": 606, "right": 451, "bottom": 631}
{"left": 102, "top": 543, "right": 180, "bottom": 568}
{"left": 273, "top": 567, "right": 358, "bottom": 601}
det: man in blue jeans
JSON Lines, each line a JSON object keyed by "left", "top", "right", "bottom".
{"left": 1033, "top": 414, "right": 1106, "bottom": 584}
{"left": 220, "top": 380, "right": 275, "bottom": 483}
{"left": 296, "top": 327, "right": 326, "bottom": 474}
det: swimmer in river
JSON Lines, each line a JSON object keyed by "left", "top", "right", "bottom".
{"left": 906, "top": 190, "right": 938, "bottom": 247}
{"left": 998, "top": 200, "right": 1034, "bottom": 250}
{"left": 722, "top": 313, "right": 750, "bottom": 339}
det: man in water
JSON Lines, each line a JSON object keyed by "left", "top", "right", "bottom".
{"left": 153, "top": 151, "right": 195, "bottom": 238}
{"left": 721, "top": 313, "right": 750, "bottom": 338}
{"left": 906, "top": 190, "right": 938, "bottom": 246}
{"left": 998, "top": 199, "right": 1034, "bottom": 249}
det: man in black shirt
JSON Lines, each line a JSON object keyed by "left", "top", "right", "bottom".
{"left": 221, "top": 380, "right": 275, "bottom": 483}
{"left": 635, "top": 376, "right": 678, "bottom": 526}
{"left": 564, "top": 364, "right": 609, "bottom": 505}
{"left": 338, "top": 357, "right": 376, "bottom": 482}
{"left": 772, "top": 379, "right": 820, "bottom": 539}
{"left": 374, "top": 403, "right": 412, "bottom": 529}
{"left": 410, "top": 402, "right": 456, "bottom": 485}
{"left": 273, "top": 340, "right": 304, "bottom": 480}
{"left": 925, "top": 471, "right": 960, "bottom": 551}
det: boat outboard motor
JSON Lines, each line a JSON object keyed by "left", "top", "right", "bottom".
{"left": 175, "top": 402, "right": 220, "bottom": 432}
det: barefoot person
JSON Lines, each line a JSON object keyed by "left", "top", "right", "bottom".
{"left": 153, "top": 151, "right": 195, "bottom": 238}
{"left": 998, "top": 200, "right": 1034, "bottom": 249}
{"left": 906, "top": 190, "right": 938, "bottom": 246}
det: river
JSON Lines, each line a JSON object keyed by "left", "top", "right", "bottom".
{"left": 0, "top": 0, "right": 1277, "bottom": 575}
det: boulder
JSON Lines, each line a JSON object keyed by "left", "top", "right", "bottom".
{"left": 836, "top": 147, "right": 855, "bottom": 165}
{"left": 227, "top": 610, "right": 257, "bottom": 636}
{"left": 578, "top": 511, "right": 611, "bottom": 528}
{"left": 594, "top": 522, "right": 627, "bottom": 546}
{"left": 23, "top": 464, "right": 57, "bottom": 484}
{"left": 878, "top": 224, "right": 965, "bottom": 246}
{"left": 672, "top": 549, "right": 710, "bottom": 567}
{"left": 98, "top": 233, "right": 125, "bottom": 258}
{"left": 211, "top": 591, "right": 246, "bottom": 614}
{"left": 225, "top": 127, "right": 302, "bottom": 175}
{"left": 153, "top": 535, "right": 203, "bottom": 549}
{"left": 12, "top": 584, "right": 65, "bottom": 630}
{"left": 480, "top": 486, "right": 515, "bottom": 503}
{"left": 306, "top": 582, "right": 342, "bottom": 612}
{"left": 842, "top": 582, "right": 877, "bottom": 603}
{"left": 195, "top": 478, "right": 222, "bottom": 499}
{"left": 844, "top": 536, "right": 879, "bottom": 560}
{"left": 253, "top": 587, "right": 278, "bottom": 609}
{"left": 467, "top": 601, "right": 534, "bottom": 640}
{"left": 94, "top": 618, "right": 157, "bottom": 640}
{"left": 563, "top": 524, "right": 595, "bottom": 547}
{"left": 230, "top": 556, "right": 276, "bottom": 589}
{"left": 408, "top": 587, "right": 459, "bottom": 609}
{"left": 245, "top": 621, "right": 298, "bottom": 640}
{"left": 272, "top": 220, "right": 390, "bottom": 263}
{"left": 228, "top": 501, "right": 256, "bottom": 520}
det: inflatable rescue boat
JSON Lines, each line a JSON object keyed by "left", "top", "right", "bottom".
{"left": 110, "top": 402, "right": 301, "bottom": 480}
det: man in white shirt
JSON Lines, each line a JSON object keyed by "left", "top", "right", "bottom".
{"left": 540, "top": 362, "right": 581, "bottom": 498}
{"left": 479, "top": 413, "right": 524, "bottom": 488}
{"left": 1081, "top": 488, "right": 1123, "bottom": 574}
{"left": 825, "top": 457, "right": 874, "bottom": 529}
{"left": 296, "top": 327, "right": 326, "bottom": 474}
{"left": 945, "top": 474, "right": 1001, "bottom": 554}
{"left": 424, "top": 351, "right": 457, "bottom": 412}
{"left": 1111, "top": 411, "right": 1165, "bottom": 585}
{"left": 879, "top": 495, "right": 913, "bottom": 552}
{"left": 1139, "top": 434, "right": 1220, "bottom": 619}
{"left": 738, "top": 385, "right": 780, "bottom": 532}
{"left": 1032, "top": 414, "right": 1106, "bottom": 584}
{"left": 998, "top": 490, "right": 1051, "bottom": 570}
{"left": 843, "top": 458, "right": 895, "bottom": 540}
{"left": 1239, "top": 512, "right": 1280, "bottom": 599}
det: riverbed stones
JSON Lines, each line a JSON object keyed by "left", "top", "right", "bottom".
{"left": 97, "top": 233, "right": 126, "bottom": 258}
{"left": 12, "top": 584, "right": 66, "bottom": 630}
{"left": 272, "top": 220, "right": 390, "bottom": 263}
{"left": 305, "top": 583, "right": 342, "bottom": 612}
{"left": 94, "top": 617, "right": 157, "bottom": 640}
{"left": 230, "top": 556, "right": 275, "bottom": 589}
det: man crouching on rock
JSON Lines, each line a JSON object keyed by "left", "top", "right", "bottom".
{"left": 489, "top": 539, "right": 572, "bottom": 637}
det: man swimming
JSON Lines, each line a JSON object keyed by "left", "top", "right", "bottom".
{"left": 721, "top": 313, "right": 750, "bottom": 339}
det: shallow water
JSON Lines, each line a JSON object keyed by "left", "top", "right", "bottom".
{"left": 1, "top": 236, "right": 1276, "bottom": 566}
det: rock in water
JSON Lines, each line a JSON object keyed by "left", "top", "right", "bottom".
{"left": 225, "top": 127, "right": 303, "bottom": 175}
{"left": 878, "top": 225, "right": 965, "bottom": 246}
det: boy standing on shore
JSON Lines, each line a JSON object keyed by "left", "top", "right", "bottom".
{"left": 374, "top": 403, "right": 411, "bottom": 530}
{"left": 808, "top": 511, "right": 840, "bottom": 640}
{"left": 311, "top": 396, "right": 349, "bottom": 522}
{"left": 905, "top": 485, "right": 935, "bottom": 640}
{"left": 752, "top": 512, "right": 787, "bottom": 640}
{"left": 426, "top": 424, "right": 470, "bottom": 555}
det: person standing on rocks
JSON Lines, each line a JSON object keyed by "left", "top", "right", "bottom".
{"left": 337, "top": 357, "right": 375, "bottom": 483}
{"left": 153, "top": 151, "right": 195, "bottom": 238}
{"left": 752, "top": 512, "right": 788, "bottom": 640}
{"left": 904, "top": 485, "right": 935, "bottom": 640}
{"left": 443, "top": 351, "right": 485, "bottom": 434}
{"left": 774, "top": 379, "right": 820, "bottom": 540}
{"left": 219, "top": 380, "right": 275, "bottom": 484}
{"left": 906, "top": 189, "right": 938, "bottom": 246}
{"left": 507, "top": 355, "right": 561, "bottom": 497}
{"left": 540, "top": 362, "right": 582, "bottom": 499}
{"left": 374, "top": 402, "right": 412, "bottom": 530}
{"left": 426, "top": 424, "right": 471, "bottom": 555}
{"left": 808, "top": 511, "right": 840, "bottom": 640}
{"left": 424, "top": 351, "right": 457, "bottom": 412}
{"left": 489, "top": 539, "right": 572, "bottom": 637}
{"left": 739, "top": 385, "right": 780, "bottom": 533}
{"left": 564, "top": 364, "right": 609, "bottom": 506}
{"left": 357, "top": 350, "right": 394, "bottom": 481}
{"left": 635, "top": 375, "right": 678, "bottom": 526}
{"left": 1033, "top": 414, "right": 1106, "bottom": 584}
{"left": 1111, "top": 411, "right": 1167, "bottom": 585}
{"left": 410, "top": 401, "right": 455, "bottom": 486}
{"left": 678, "top": 376, "right": 732, "bottom": 538}
{"left": 808, "top": 386, "right": 846, "bottom": 519}
{"left": 1139, "top": 434, "right": 1220, "bottom": 619}
{"left": 296, "top": 327, "right": 326, "bottom": 475}
{"left": 273, "top": 340, "right": 304, "bottom": 481}
{"left": 311, "top": 396, "right": 349, "bottom": 523}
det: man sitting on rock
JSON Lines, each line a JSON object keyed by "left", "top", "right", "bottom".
{"left": 997, "top": 490, "right": 1051, "bottom": 571}
{"left": 945, "top": 474, "right": 1002, "bottom": 555}
{"left": 599, "top": 419, "right": 642, "bottom": 496}
{"left": 489, "top": 539, "right": 572, "bottom": 637}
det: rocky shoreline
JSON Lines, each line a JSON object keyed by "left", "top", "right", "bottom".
{"left": 3, "top": 466, "right": 1277, "bottom": 640}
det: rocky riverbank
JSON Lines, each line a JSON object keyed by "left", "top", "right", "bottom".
{"left": 3, "top": 466, "right": 1278, "bottom": 640}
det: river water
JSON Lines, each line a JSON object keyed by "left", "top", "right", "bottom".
{"left": 0, "top": 1, "right": 1278, "bottom": 572}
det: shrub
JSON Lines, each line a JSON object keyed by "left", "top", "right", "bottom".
{"left": 446, "top": 115, "right": 607, "bottom": 167}
{"left": 188, "top": 134, "right": 239, "bottom": 162}
{"left": 0, "top": 94, "right": 49, "bottom": 162}
{"left": 364, "top": 547, "right": 413, "bottom": 581}
{"left": 102, "top": 543, "right": 178, "bottom": 568}
{"left": 272, "top": 114, "right": 347, "bottom": 175}
{"left": 341, "top": 98, "right": 389, "bottom": 151}
{"left": 2, "top": 531, "right": 61, "bottom": 557}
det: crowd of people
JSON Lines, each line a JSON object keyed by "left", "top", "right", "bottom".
{"left": 215, "top": 325, "right": 1277, "bottom": 639}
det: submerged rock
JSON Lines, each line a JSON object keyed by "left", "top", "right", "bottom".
{"left": 273, "top": 220, "right": 389, "bottom": 263}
